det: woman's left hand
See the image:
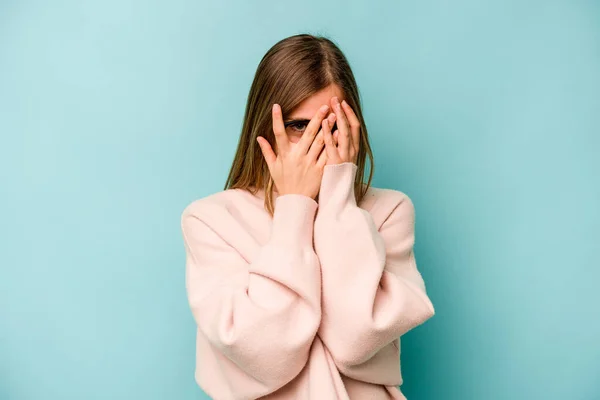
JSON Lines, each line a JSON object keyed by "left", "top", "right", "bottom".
{"left": 321, "top": 96, "right": 360, "bottom": 166}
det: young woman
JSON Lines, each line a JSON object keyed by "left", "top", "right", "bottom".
{"left": 180, "top": 33, "right": 435, "bottom": 400}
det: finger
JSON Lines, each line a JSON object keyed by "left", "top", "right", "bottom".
{"left": 330, "top": 96, "right": 350, "bottom": 158}
{"left": 272, "top": 103, "right": 290, "bottom": 154}
{"left": 327, "top": 112, "right": 337, "bottom": 145}
{"left": 333, "top": 130, "right": 339, "bottom": 146}
{"left": 256, "top": 136, "right": 276, "bottom": 170}
{"left": 307, "top": 128, "right": 325, "bottom": 161}
{"left": 327, "top": 112, "right": 336, "bottom": 126}
{"left": 321, "top": 119, "right": 338, "bottom": 162}
{"left": 341, "top": 99, "right": 360, "bottom": 152}
{"left": 297, "top": 104, "right": 330, "bottom": 154}
{"left": 317, "top": 141, "right": 328, "bottom": 168}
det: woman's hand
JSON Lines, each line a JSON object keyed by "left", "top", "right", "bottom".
{"left": 322, "top": 96, "right": 360, "bottom": 166}
{"left": 257, "top": 103, "right": 333, "bottom": 200}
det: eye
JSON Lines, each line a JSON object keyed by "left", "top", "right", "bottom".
{"left": 286, "top": 121, "right": 308, "bottom": 133}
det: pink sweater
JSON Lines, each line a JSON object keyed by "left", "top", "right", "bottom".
{"left": 180, "top": 162, "right": 435, "bottom": 400}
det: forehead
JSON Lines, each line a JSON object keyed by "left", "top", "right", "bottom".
{"left": 287, "top": 84, "right": 345, "bottom": 119}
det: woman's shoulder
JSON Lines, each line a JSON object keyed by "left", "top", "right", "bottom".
{"left": 361, "top": 185, "right": 415, "bottom": 225}
{"left": 181, "top": 188, "right": 264, "bottom": 226}
{"left": 180, "top": 188, "right": 270, "bottom": 253}
{"left": 362, "top": 185, "right": 413, "bottom": 208}
{"left": 182, "top": 188, "right": 243, "bottom": 217}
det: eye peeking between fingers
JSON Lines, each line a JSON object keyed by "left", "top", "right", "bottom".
{"left": 284, "top": 119, "right": 310, "bottom": 134}
{"left": 284, "top": 119, "right": 338, "bottom": 136}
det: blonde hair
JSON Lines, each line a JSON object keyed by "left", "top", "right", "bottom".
{"left": 224, "top": 33, "right": 375, "bottom": 216}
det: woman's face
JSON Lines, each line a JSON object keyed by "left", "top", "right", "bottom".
{"left": 284, "top": 84, "right": 345, "bottom": 144}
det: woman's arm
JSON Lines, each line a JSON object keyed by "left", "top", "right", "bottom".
{"left": 314, "top": 162, "right": 435, "bottom": 374}
{"left": 181, "top": 193, "right": 322, "bottom": 395}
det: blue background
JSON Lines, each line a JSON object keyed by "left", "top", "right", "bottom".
{"left": 1, "top": 0, "right": 599, "bottom": 399}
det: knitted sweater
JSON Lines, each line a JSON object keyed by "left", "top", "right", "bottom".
{"left": 180, "top": 162, "right": 435, "bottom": 399}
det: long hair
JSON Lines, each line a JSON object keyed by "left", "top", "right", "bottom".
{"left": 224, "top": 33, "right": 375, "bottom": 216}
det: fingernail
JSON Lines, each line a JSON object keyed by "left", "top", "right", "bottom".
{"left": 341, "top": 100, "right": 348, "bottom": 106}
{"left": 272, "top": 103, "right": 278, "bottom": 112}
{"left": 320, "top": 104, "right": 329, "bottom": 113}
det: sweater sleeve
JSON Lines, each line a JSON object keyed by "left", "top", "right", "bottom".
{"left": 181, "top": 194, "right": 322, "bottom": 395}
{"left": 313, "top": 162, "right": 435, "bottom": 373}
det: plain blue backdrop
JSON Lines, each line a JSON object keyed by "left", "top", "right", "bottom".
{"left": 1, "top": 0, "right": 599, "bottom": 399}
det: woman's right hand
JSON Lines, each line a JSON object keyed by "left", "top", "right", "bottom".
{"left": 257, "top": 103, "right": 333, "bottom": 200}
